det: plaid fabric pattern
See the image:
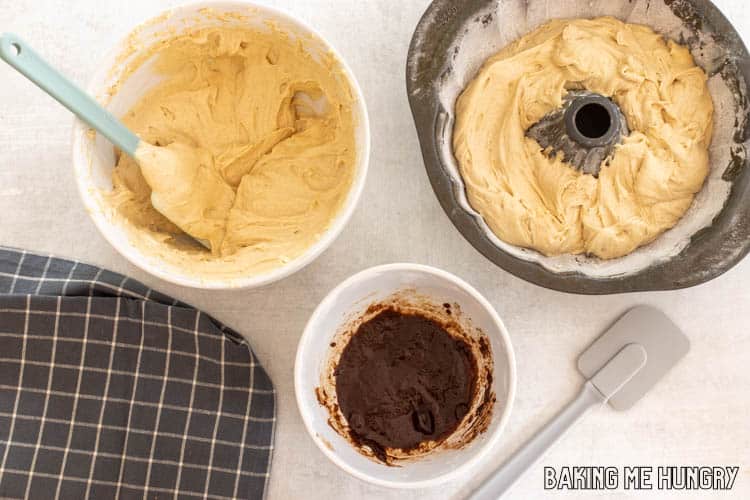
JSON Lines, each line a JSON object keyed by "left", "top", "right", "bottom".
{"left": 0, "top": 248, "right": 275, "bottom": 499}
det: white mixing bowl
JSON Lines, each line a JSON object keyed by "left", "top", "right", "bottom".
{"left": 295, "top": 264, "right": 516, "bottom": 488}
{"left": 71, "top": 1, "right": 370, "bottom": 289}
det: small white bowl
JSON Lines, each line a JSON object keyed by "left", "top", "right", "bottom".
{"left": 295, "top": 263, "right": 516, "bottom": 488}
{"left": 71, "top": 1, "right": 370, "bottom": 289}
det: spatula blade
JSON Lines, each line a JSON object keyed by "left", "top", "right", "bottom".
{"left": 578, "top": 306, "right": 689, "bottom": 411}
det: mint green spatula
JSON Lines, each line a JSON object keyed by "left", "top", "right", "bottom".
{"left": 0, "top": 33, "right": 140, "bottom": 157}
{"left": 0, "top": 33, "right": 233, "bottom": 251}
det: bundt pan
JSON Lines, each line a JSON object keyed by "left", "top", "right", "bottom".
{"left": 406, "top": 0, "right": 750, "bottom": 294}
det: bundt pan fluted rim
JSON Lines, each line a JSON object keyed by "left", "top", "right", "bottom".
{"left": 406, "top": 0, "right": 750, "bottom": 294}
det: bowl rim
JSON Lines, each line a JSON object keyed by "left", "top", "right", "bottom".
{"left": 71, "top": 0, "right": 371, "bottom": 290}
{"left": 293, "top": 262, "right": 517, "bottom": 489}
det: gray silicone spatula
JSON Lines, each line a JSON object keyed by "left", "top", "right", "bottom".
{"left": 470, "top": 306, "right": 690, "bottom": 500}
{"left": 0, "top": 33, "right": 223, "bottom": 250}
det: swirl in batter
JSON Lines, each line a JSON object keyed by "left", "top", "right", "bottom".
{"left": 453, "top": 17, "right": 713, "bottom": 259}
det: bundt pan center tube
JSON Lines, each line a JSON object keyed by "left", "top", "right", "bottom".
{"left": 406, "top": 0, "right": 750, "bottom": 294}
{"left": 526, "top": 91, "right": 629, "bottom": 177}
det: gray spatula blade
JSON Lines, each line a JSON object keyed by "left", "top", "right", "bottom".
{"left": 578, "top": 306, "right": 689, "bottom": 411}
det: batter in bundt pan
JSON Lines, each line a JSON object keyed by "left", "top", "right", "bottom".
{"left": 453, "top": 17, "right": 713, "bottom": 259}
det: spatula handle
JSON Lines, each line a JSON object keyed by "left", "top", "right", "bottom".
{"left": 0, "top": 33, "right": 140, "bottom": 156}
{"left": 469, "top": 382, "right": 602, "bottom": 500}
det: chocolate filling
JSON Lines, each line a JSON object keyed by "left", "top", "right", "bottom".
{"left": 334, "top": 308, "right": 477, "bottom": 461}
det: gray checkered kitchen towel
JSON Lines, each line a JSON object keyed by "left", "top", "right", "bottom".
{"left": 0, "top": 247, "right": 275, "bottom": 499}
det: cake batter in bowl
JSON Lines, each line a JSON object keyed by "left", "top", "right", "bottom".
{"left": 73, "top": 1, "right": 370, "bottom": 289}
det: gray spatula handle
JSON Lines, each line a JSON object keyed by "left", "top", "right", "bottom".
{"left": 469, "top": 382, "right": 602, "bottom": 500}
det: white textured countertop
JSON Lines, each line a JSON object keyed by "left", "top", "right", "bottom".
{"left": 1, "top": 1, "right": 749, "bottom": 499}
